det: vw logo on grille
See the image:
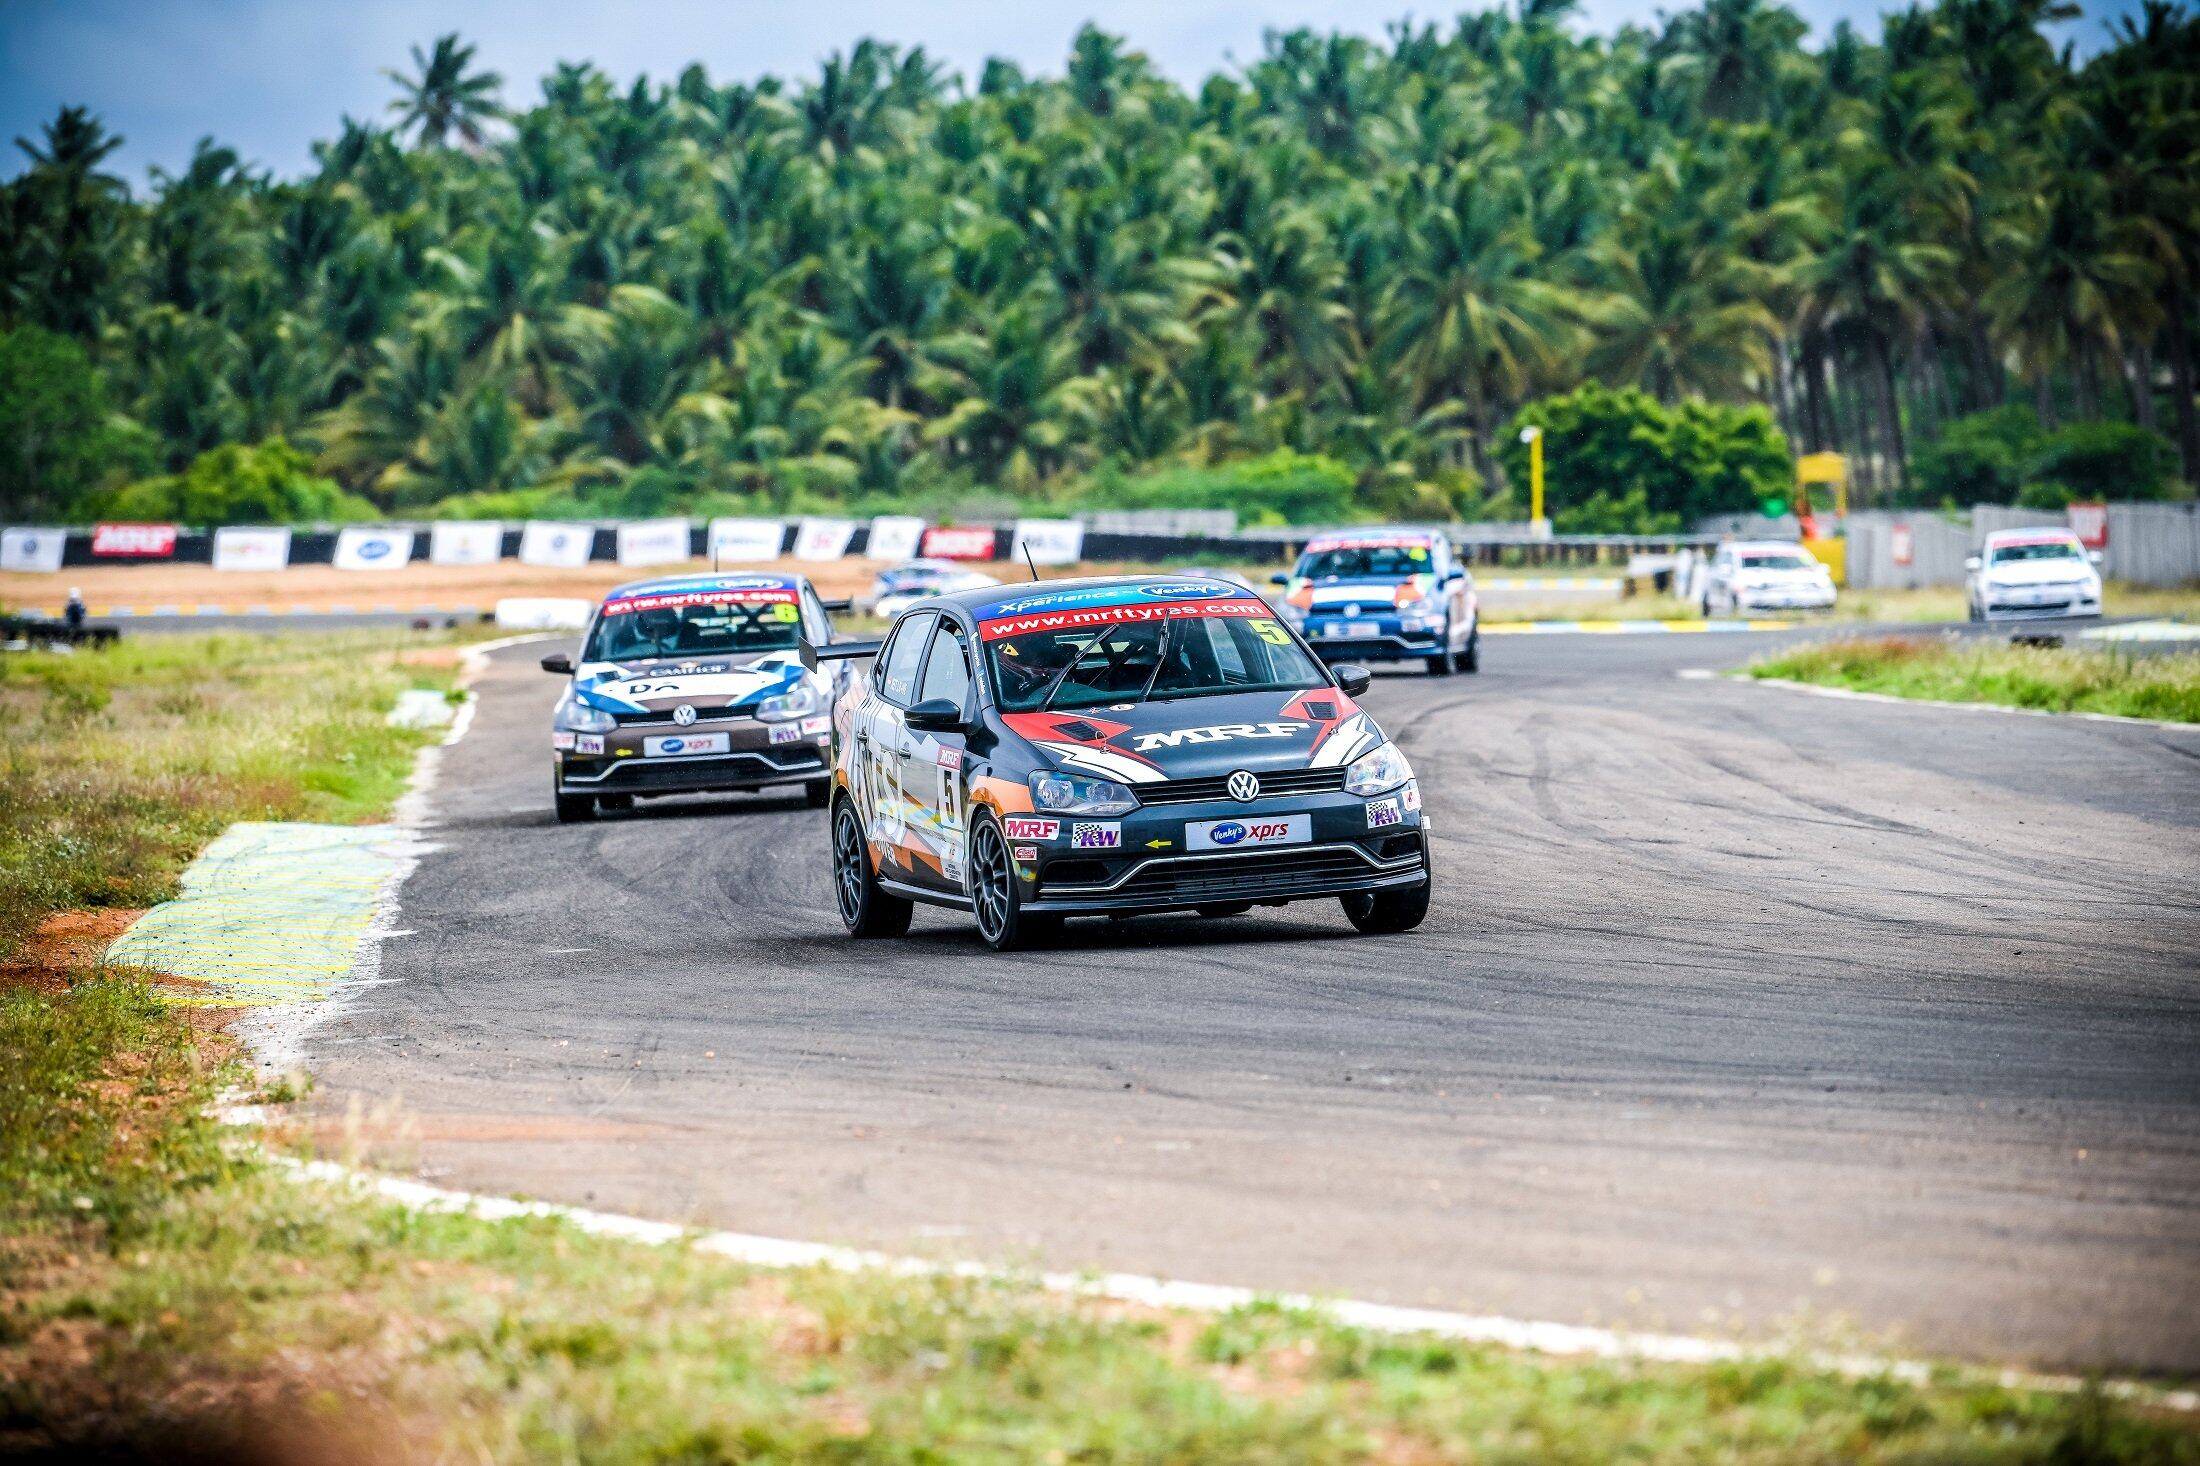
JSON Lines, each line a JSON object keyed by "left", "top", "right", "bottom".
{"left": 1227, "top": 770, "right": 1261, "bottom": 803}
{"left": 1343, "top": 603, "right": 1361, "bottom": 617}
{"left": 672, "top": 704, "right": 698, "bottom": 726}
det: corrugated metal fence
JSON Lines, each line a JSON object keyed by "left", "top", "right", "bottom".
{"left": 1818, "top": 504, "right": 2199, "bottom": 589}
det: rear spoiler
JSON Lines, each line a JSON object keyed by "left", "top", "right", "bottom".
{"left": 798, "top": 634, "right": 883, "bottom": 671}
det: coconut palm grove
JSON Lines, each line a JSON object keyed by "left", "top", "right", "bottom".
{"left": 2, "top": 0, "right": 2195, "bottom": 533}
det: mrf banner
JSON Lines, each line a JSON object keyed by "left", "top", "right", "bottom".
{"left": 92, "top": 523, "right": 178, "bottom": 558}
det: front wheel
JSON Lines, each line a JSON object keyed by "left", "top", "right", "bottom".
{"left": 968, "top": 813, "right": 1059, "bottom": 952}
{"left": 1424, "top": 616, "right": 1455, "bottom": 676}
{"left": 1458, "top": 627, "right": 1479, "bottom": 674}
{"left": 1341, "top": 881, "right": 1430, "bottom": 934}
{"left": 833, "top": 798, "right": 912, "bottom": 938}
{"left": 553, "top": 781, "right": 595, "bottom": 823}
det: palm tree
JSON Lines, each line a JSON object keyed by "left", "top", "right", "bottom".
{"left": 386, "top": 34, "right": 504, "bottom": 150}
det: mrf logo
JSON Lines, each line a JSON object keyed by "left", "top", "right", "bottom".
{"left": 1130, "top": 720, "right": 1308, "bottom": 753}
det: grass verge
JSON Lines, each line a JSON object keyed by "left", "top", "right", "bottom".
{"left": 4, "top": 979, "right": 2196, "bottom": 1463}
{"left": 1748, "top": 636, "right": 2200, "bottom": 722}
{"left": 0, "top": 630, "right": 473, "bottom": 962}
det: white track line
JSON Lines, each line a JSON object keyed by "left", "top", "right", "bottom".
{"left": 273, "top": 1156, "right": 2197, "bottom": 1414}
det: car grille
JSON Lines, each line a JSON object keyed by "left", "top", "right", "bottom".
{"left": 1135, "top": 767, "right": 1349, "bottom": 806}
{"left": 612, "top": 706, "right": 754, "bottom": 728}
{"left": 1040, "top": 843, "right": 1418, "bottom": 905}
{"left": 576, "top": 748, "right": 823, "bottom": 787}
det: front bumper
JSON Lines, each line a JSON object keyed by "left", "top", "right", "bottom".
{"left": 1733, "top": 588, "right": 1837, "bottom": 612}
{"left": 1012, "top": 787, "right": 1429, "bottom": 915}
{"left": 1299, "top": 616, "right": 1448, "bottom": 662}
{"left": 554, "top": 715, "right": 829, "bottom": 794}
{"left": 1982, "top": 588, "right": 2101, "bottom": 620}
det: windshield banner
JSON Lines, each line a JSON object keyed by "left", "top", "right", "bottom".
{"left": 602, "top": 586, "right": 798, "bottom": 618}
{"left": 1304, "top": 532, "right": 1436, "bottom": 552}
{"left": 979, "top": 597, "right": 1269, "bottom": 641}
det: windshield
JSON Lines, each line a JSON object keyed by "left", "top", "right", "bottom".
{"left": 1297, "top": 544, "right": 1433, "bottom": 580}
{"left": 585, "top": 594, "right": 800, "bottom": 662}
{"left": 1739, "top": 552, "right": 1815, "bottom": 571}
{"left": 1991, "top": 540, "right": 2083, "bottom": 563}
{"left": 988, "top": 612, "right": 1326, "bottom": 713}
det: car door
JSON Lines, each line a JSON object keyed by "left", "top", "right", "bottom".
{"left": 898, "top": 616, "right": 976, "bottom": 893}
{"left": 859, "top": 611, "right": 933, "bottom": 876}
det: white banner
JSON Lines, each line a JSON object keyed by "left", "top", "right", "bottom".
{"left": 333, "top": 526, "right": 416, "bottom": 571}
{"left": 212, "top": 526, "right": 291, "bottom": 572}
{"left": 865, "top": 515, "right": 925, "bottom": 562}
{"left": 793, "top": 517, "right": 856, "bottom": 562}
{"left": 707, "top": 517, "right": 785, "bottom": 563}
{"left": 520, "top": 521, "right": 595, "bottom": 568}
{"left": 1012, "top": 518, "right": 1086, "bottom": 567}
{"left": 430, "top": 521, "right": 504, "bottom": 566}
{"left": 617, "top": 518, "right": 692, "bottom": 566}
{"left": 0, "top": 527, "right": 66, "bottom": 573}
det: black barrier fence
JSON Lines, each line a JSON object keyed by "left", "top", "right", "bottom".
{"left": 22, "top": 523, "right": 1723, "bottom": 572}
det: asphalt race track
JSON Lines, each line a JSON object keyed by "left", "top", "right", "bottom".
{"left": 306, "top": 632, "right": 2200, "bottom": 1373}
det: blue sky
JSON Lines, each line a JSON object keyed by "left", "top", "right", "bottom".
{"left": 1, "top": 0, "right": 2147, "bottom": 186}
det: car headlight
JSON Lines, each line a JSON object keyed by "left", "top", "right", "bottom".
{"left": 1397, "top": 594, "right": 1439, "bottom": 617}
{"left": 756, "top": 678, "right": 824, "bottom": 722}
{"left": 1343, "top": 741, "right": 1414, "bottom": 797}
{"left": 1029, "top": 770, "right": 1138, "bottom": 816}
{"left": 554, "top": 696, "right": 616, "bottom": 734}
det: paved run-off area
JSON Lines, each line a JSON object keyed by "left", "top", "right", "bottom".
{"left": 293, "top": 632, "right": 2200, "bottom": 1375}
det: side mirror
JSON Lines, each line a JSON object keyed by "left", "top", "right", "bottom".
{"left": 1269, "top": 572, "right": 1291, "bottom": 586}
{"left": 2088, "top": 550, "right": 2104, "bottom": 565}
{"left": 1333, "top": 664, "right": 1373, "bottom": 697}
{"left": 904, "top": 697, "right": 963, "bottom": 733}
{"left": 1443, "top": 567, "right": 1464, "bottom": 583}
{"left": 1963, "top": 556, "right": 1982, "bottom": 572}
{"left": 540, "top": 652, "right": 574, "bottom": 675}
{"left": 819, "top": 597, "right": 853, "bottom": 613}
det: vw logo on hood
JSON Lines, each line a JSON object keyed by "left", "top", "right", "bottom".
{"left": 673, "top": 704, "right": 698, "bottom": 726}
{"left": 1227, "top": 770, "right": 1261, "bottom": 803}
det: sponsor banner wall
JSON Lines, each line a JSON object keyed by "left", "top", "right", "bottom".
{"left": 430, "top": 521, "right": 503, "bottom": 566}
{"left": 793, "top": 517, "right": 856, "bottom": 562}
{"left": 333, "top": 526, "right": 416, "bottom": 570}
{"left": 0, "top": 527, "right": 67, "bottom": 573}
{"left": 865, "top": 515, "right": 925, "bottom": 562}
{"left": 922, "top": 524, "right": 997, "bottom": 561}
{"left": 1012, "top": 518, "right": 1085, "bottom": 567}
{"left": 212, "top": 526, "right": 291, "bottom": 572}
{"left": 91, "top": 522, "right": 178, "bottom": 558}
{"left": 707, "top": 517, "right": 785, "bottom": 563}
{"left": 617, "top": 517, "right": 692, "bottom": 567}
{"left": 520, "top": 521, "right": 595, "bottom": 567}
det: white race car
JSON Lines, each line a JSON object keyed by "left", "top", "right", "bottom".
{"left": 1966, "top": 529, "right": 2103, "bottom": 622}
{"left": 865, "top": 559, "right": 1002, "bottom": 618}
{"left": 1700, "top": 540, "right": 1837, "bottom": 615}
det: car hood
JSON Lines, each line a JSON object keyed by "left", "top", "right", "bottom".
{"left": 570, "top": 652, "right": 813, "bottom": 715}
{"left": 1000, "top": 687, "right": 1383, "bottom": 785}
{"left": 1982, "top": 559, "right": 2093, "bottom": 585}
{"left": 1735, "top": 566, "right": 1828, "bottom": 585}
{"left": 1289, "top": 575, "right": 1434, "bottom": 611}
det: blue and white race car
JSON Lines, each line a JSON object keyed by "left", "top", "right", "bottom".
{"left": 1273, "top": 529, "right": 1478, "bottom": 674}
{"left": 538, "top": 573, "right": 848, "bottom": 822}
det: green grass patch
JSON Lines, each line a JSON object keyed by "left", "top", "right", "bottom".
{"left": 1749, "top": 636, "right": 2200, "bottom": 722}
{"left": 3, "top": 980, "right": 2194, "bottom": 1461}
{"left": 0, "top": 631, "right": 471, "bottom": 961}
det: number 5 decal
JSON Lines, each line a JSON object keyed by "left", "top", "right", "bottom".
{"left": 1249, "top": 618, "right": 1291, "bottom": 646}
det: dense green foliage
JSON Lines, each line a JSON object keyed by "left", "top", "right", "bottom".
{"left": 1911, "top": 405, "right": 2183, "bottom": 507}
{"left": 1496, "top": 382, "right": 1792, "bottom": 530}
{"left": 0, "top": 325, "right": 154, "bottom": 520}
{"left": 95, "top": 438, "right": 380, "bottom": 524}
{"left": 1, "top": 0, "right": 2195, "bottom": 531}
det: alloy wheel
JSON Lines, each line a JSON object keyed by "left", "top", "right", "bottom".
{"left": 833, "top": 803, "right": 865, "bottom": 923}
{"left": 971, "top": 822, "right": 1011, "bottom": 944}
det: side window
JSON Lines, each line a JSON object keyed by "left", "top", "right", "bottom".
{"left": 917, "top": 620, "right": 972, "bottom": 710}
{"left": 800, "top": 585, "right": 833, "bottom": 644}
{"left": 875, "top": 612, "right": 933, "bottom": 707}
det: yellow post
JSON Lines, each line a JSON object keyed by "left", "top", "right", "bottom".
{"left": 1519, "top": 425, "right": 1547, "bottom": 538}
{"left": 1794, "top": 451, "right": 1848, "bottom": 586}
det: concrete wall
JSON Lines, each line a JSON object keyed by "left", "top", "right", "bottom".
{"left": 1706, "top": 503, "right": 2200, "bottom": 589}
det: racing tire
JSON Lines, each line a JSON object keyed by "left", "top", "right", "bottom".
{"left": 553, "top": 787, "right": 595, "bottom": 824}
{"left": 832, "top": 798, "right": 913, "bottom": 939}
{"left": 1196, "top": 903, "right": 1254, "bottom": 918}
{"left": 1424, "top": 617, "right": 1455, "bottom": 676}
{"left": 597, "top": 793, "right": 634, "bottom": 813}
{"left": 968, "top": 812, "right": 1060, "bottom": 952}
{"left": 804, "top": 777, "right": 831, "bottom": 809}
{"left": 1340, "top": 880, "right": 1431, "bottom": 934}
{"left": 1459, "top": 627, "right": 1480, "bottom": 674}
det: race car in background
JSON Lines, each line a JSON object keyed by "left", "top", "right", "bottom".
{"left": 814, "top": 576, "right": 1434, "bottom": 951}
{"left": 1966, "top": 528, "right": 2104, "bottom": 622}
{"left": 540, "top": 573, "right": 847, "bottom": 822}
{"left": 1270, "top": 529, "right": 1478, "bottom": 674}
{"left": 864, "top": 559, "right": 1002, "bottom": 618}
{"left": 1699, "top": 540, "right": 1838, "bottom": 615}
